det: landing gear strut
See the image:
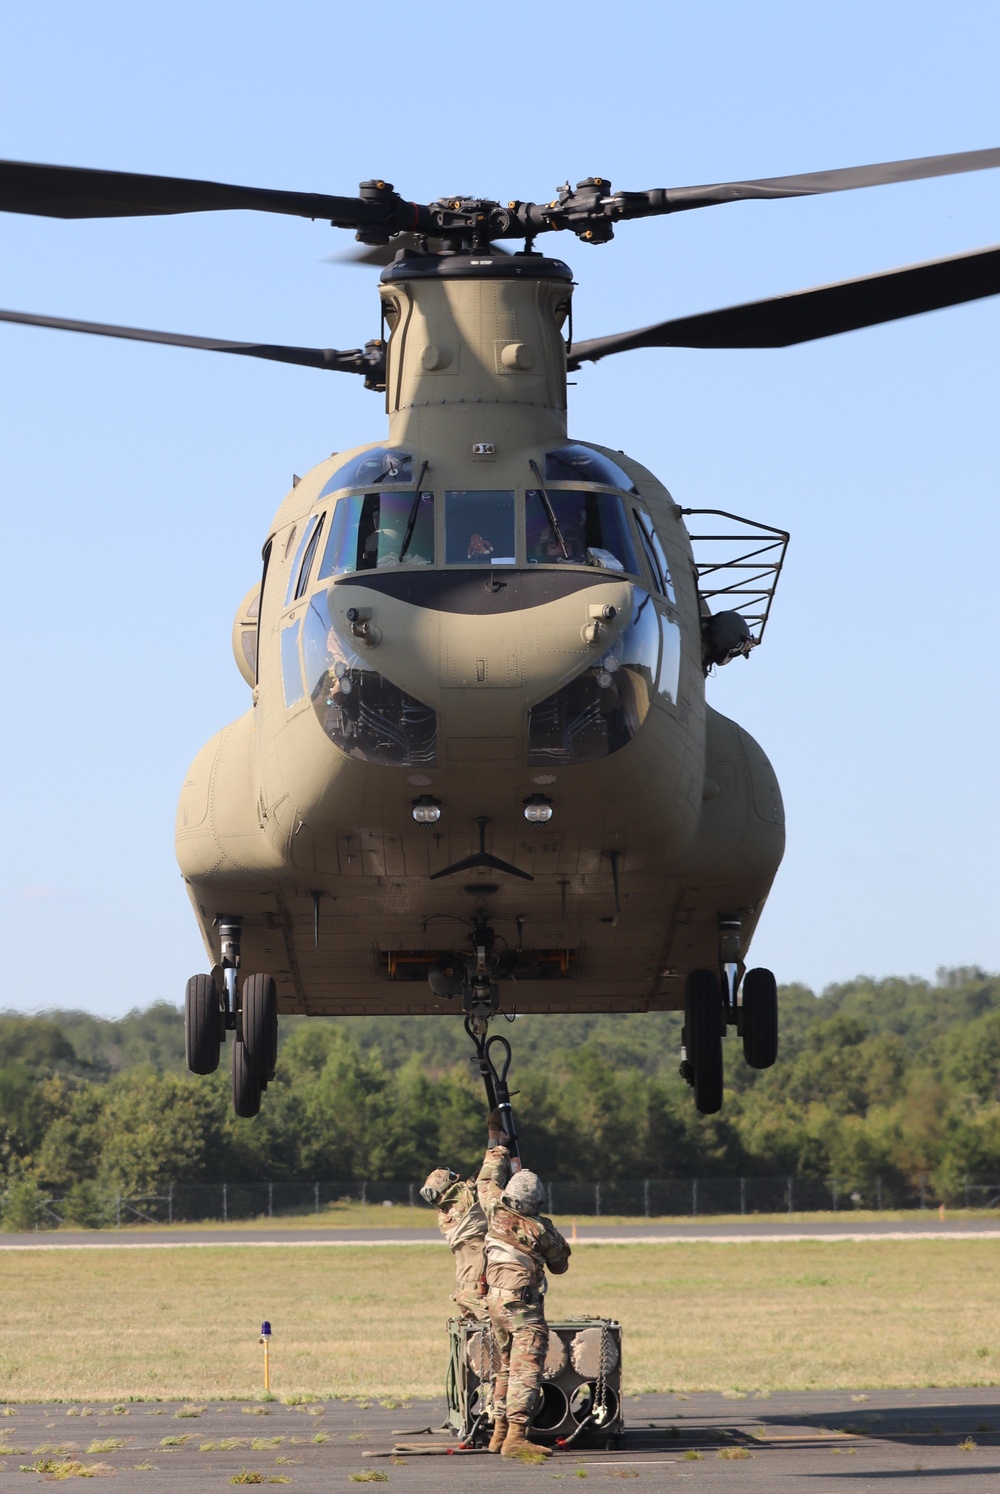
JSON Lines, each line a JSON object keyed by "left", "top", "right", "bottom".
{"left": 720, "top": 913, "right": 779, "bottom": 1068}
{"left": 678, "top": 914, "right": 780, "bottom": 1113}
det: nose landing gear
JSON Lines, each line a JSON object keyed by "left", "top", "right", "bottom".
{"left": 184, "top": 916, "right": 279, "bottom": 1117}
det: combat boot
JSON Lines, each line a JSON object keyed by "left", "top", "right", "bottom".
{"left": 501, "top": 1424, "right": 552, "bottom": 1459}
{"left": 488, "top": 1418, "right": 508, "bottom": 1453}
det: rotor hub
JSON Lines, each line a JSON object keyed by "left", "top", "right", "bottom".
{"left": 379, "top": 251, "right": 573, "bottom": 284}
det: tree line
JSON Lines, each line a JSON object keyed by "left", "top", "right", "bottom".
{"left": 2, "top": 966, "right": 999, "bottom": 1225}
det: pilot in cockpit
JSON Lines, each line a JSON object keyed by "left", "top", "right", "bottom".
{"left": 533, "top": 523, "right": 584, "bottom": 564}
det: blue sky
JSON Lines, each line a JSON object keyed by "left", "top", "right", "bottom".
{"left": 1, "top": 0, "right": 998, "bottom": 1016}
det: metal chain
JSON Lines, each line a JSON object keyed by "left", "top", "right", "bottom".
{"left": 594, "top": 1322, "right": 610, "bottom": 1424}
{"left": 475, "top": 1317, "right": 496, "bottom": 1424}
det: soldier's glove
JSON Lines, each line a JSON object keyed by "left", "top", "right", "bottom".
{"left": 487, "top": 1108, "right": 511, "bottom": 1148}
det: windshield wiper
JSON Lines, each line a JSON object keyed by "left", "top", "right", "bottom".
{"left": 398, "top": 460, "right": 429, "bottom": 563}
{"left": 529, "top": 459, "right": 570, "bottom": 559}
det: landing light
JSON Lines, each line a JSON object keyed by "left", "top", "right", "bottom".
{"left": 523, "top": 794, "right": 554, "bottom": 824}
{"left": 412, "top": 794, "right": 442, "bottom": 825}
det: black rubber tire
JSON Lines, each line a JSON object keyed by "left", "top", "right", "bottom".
{"left": 185, "top": 974, "right": 221, "bottom": 1075}
{"left": 232, "top": 1036, "right": 262, "bottom": 1118}
{"left": 241, "top": 973, "right": 278, "bottom": 1075}
{"left": 686, "top": 968, "right": 724, "bottom": 1115}
{"left": 742, "top": 967, "right": 778, "bottom": 1069}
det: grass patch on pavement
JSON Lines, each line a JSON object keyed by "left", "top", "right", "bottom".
{"left": 1, "top": 1240, "right": 999, "bottom": 1400}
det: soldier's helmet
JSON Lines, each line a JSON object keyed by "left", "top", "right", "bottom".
{"left": 420, "top": 1168, "right": 459, "bottom": 1205}
{"left": 502, "top": 1169, "right": 545, "bottom": 1215}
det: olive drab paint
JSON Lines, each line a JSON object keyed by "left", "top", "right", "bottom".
{"left": 175, "top": 252, "right": 785, "bottom": 1018}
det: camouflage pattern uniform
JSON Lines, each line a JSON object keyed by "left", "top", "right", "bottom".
{"left": 476, "top": 1146, "right": 571, "bottom": 1426}
{"left": 427, "top": 1172, "right": 489, "bottom": 1322}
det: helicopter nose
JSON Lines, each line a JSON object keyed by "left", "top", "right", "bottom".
{"left": 439, "top": 574, "right": 635, "bottom": 697}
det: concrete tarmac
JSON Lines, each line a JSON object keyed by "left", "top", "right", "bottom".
{"left": 2, "top": 1389, "right": 999, "bottom": 1491}
{"left": 2, "top": 1217, "right": 1000, "bottom": 1248}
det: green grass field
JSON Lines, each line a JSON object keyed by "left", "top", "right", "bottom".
{"left": 2, "top": 1239, "right": 999, "bottom": 1403}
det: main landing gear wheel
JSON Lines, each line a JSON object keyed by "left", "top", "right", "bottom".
{"left": 241, "top": 973, "right": 278, "bottom": 1075}
{"left": 685, "top": 968, "right": 724, "bottom": 1115}
{"left": 742, "top": 967, "right": 778, "bottom": 1069}
{"left": 232, "top": 1035, "right": 262, "bottom": 1118}
{"left": 184, "top": 974, "right": 221, "bottom": 1075}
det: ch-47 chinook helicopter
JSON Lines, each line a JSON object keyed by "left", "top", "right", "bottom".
{"left": 3, "top": 149, "right": 1000, "bottom": 1120}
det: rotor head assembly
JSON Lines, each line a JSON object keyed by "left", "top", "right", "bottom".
{"left": 3, "top": 147, "right": 1000, "bottom": 382}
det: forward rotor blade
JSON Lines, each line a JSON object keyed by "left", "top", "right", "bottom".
{"left": 0, "top": 307, "right": 375, "bottom": 375}
{"left": 567, "top": 243, "right": 1000, "bottom": 365}
{"left": 622, "top": 146, "right": 1000, "bottom": 217}
{"left": 0, "top": 159, "right": 413, "bottom": 227}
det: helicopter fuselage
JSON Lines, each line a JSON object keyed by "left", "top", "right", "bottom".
{"left": 176, "top": 253, "right": 784, "bottom": 1017}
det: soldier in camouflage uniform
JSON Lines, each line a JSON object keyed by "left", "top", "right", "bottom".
{"left": 419, "top": 1167, "right": 488, "bottom": 1322}
{"left": 476, "top": 1115, "right": 571, "bottom": 1459}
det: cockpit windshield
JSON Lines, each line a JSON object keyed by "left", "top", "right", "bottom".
{"left": 319, "top": 447, "right": 413, "bottom": 498}
{"left": 309, "top": 482, "right": 642, "bottom": 577}
{"left": 318, "top": 491, "right": 435, "bottom": 577}
{"left": 445, "top": 490, "right": 516, "bottom": 565}
{"left": 545, "top": 444, "right": 638, "bottom": 492}
{"left": 525, "top": 490, "right": 639, "bottom": 574}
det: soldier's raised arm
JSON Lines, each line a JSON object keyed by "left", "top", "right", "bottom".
{"left": 476, "top": 1109, "right": 513, "bottom": 1217}
{"left": 538, "top": 1220, "right": 572, "bottom": 1275}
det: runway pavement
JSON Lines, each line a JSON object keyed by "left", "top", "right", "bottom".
{"left": 2, "top": 1217, "right": 1000, "bottom": 1248}
{"left": 1, "top": 1388, "right": 998, "bottom": 1490}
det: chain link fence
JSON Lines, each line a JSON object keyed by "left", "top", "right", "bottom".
{"left": 5, "top": 1174, "right": 1000, "bottom": 1230}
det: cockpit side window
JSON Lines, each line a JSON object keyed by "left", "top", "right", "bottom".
{"left": 318, "top": 491, "right": 435, "bottom": 578}
{"left": 284, "top": 514, "right": 320, "bottom": 606}
{"left": 292, "top": 512, "right": 326, "bottom": 601}
{"left": 634, "top": 515, "right": 664, "bottom": 591}
{"left": 526, "top": 490, "right": 640, "bottom": 574}
{"left": 256, "top": 540, "right": 272, "bottom": 684}
{"left": 634, "top": 509, "right": 676, "bottom": 603}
